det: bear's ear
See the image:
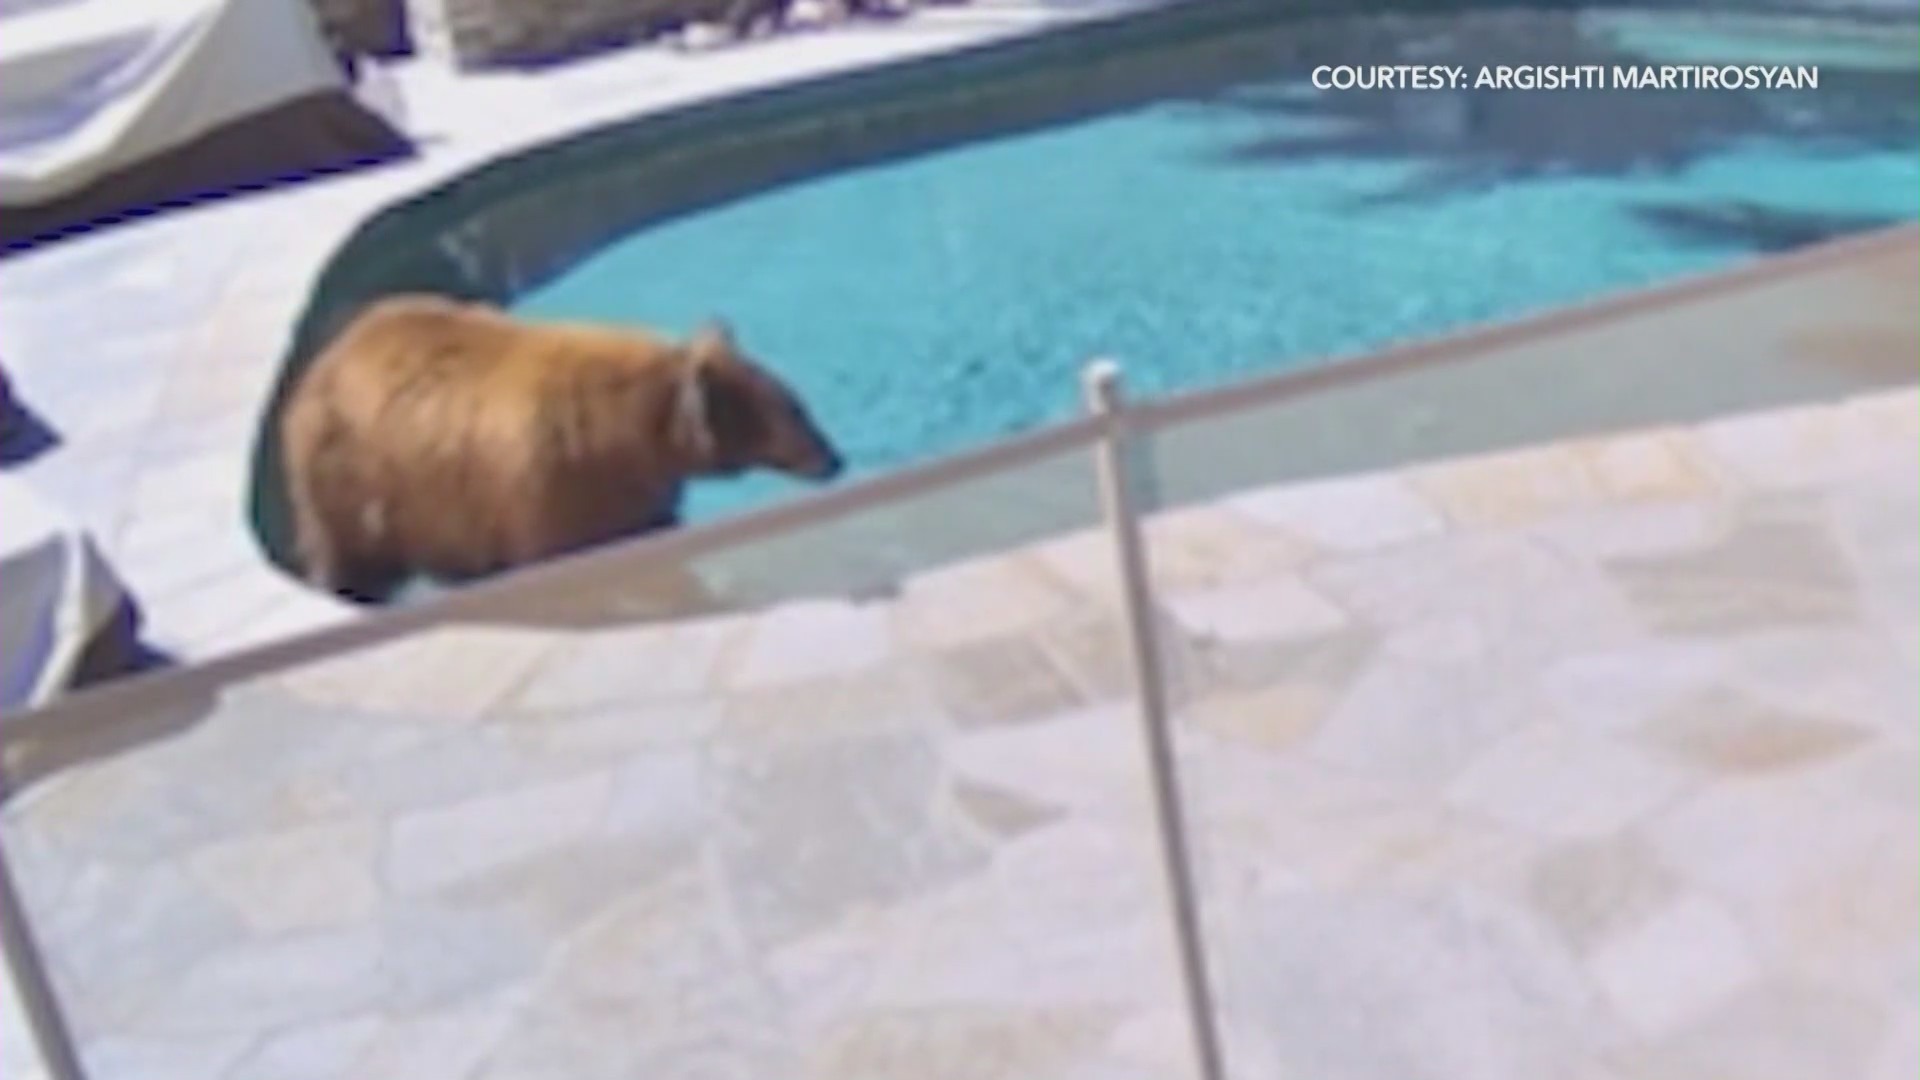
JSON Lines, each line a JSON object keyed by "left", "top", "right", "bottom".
{"left": 686, "top": 319, "right": 737, "bottom": 363}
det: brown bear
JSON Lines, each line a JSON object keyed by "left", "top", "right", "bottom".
{"left": 279, "top": 294, "right": 844, "bottom": 603}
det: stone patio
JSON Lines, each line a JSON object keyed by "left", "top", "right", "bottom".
{"left": 3, "top": 383, "right": 1913, "bottom": 1080}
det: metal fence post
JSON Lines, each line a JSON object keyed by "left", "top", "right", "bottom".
{"left": 1082, "top": 359, "right": 1227, "bottom": 1080}
{"left": 0, "top": 843, "right": 85, "bottom": 1080}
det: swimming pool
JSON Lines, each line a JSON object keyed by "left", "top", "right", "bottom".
{"left": 514, "top": 7, "right": 1920, "bottom": 522}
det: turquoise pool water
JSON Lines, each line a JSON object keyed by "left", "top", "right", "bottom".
{"left": 516, "top": 10, "right": 1920, "bottom": 521}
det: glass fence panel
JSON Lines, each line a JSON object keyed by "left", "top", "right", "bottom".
{"left": 1128, "top": 226, "right": 1920, "bottom": 515}
{"left": 463, "top": 436, "right": 1109, "bottom": 631}
{"left": 1129, "top": 371, "right": 1641, "bottom": 1078}
{"left": 0, "top": 438, "right": 1213, "bottom": 1080}
{"left": 1129, "top": 337, "right": 1920, "bottom": 1078}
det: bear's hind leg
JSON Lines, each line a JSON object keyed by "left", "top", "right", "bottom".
{"left": 292, "top": 497, "right": 348, "bottom": 594}
{"left": 300, "top": 542, "right": 393, "bottom": 604}
{"left": 294, "top": 505, "right": 406, "bottom": 605}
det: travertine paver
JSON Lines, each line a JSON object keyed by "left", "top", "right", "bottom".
{"left": 1, "top": 386, "right": 1912, "bottom": 1080}
{"left": 385, "top": 772, "right": 615, "bottom": 896}
{"left": 187, "top": 819, "right": 383, "bottom": 933}
{"left": 1162, "top": 573, "right": 1351, "bottom": 645}
{"left": 276, "top": 626, "right": 558, "bottom": 717}
{"left": 1568, "top": 428, "right": 1723, "bottom": 503}
{"left": 727, "top": 598, "right": 896, "bottom": 688}
{"left": 1443, "top": 721, "right": 1694, "bottom": 840}
{"left": 228, "top": 1016, "right": 383, "bottom": 1080}
{"left": 1407, "top": 442, "right": 1611, "bottom": 527}
{"left": 1212, "top": 889, "right": 1618, "bottom": 1080}
{"left": 507, "top": 618, "right": 742, "bottom": 712}
{"left": 893, "top": 554, "right": 1082, "bottom": 652}
{"left": 1226, "top": 472, "right": 1446, "bottom": 552}
{"left": 1587, "top": 894, "right": 1765, "bottom": 1035}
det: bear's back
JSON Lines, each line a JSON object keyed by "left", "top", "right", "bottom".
{"left": 307, "top": 296, "right": 679, "bottom": 448}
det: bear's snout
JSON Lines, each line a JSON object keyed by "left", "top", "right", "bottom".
{"left": 771, "top": 411, "right": 844, "bottom": 482}
{"left": 775, "top": 442, "right": 841, "bottom": 482}
{"left": 805, "top": 445, "right": 845, "bottom": 481}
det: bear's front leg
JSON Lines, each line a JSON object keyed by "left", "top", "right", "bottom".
{"left": 321, "top": 555, "right": 409, "bottom": 605}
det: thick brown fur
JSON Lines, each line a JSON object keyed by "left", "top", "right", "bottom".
{"left": 280, "top": 294, "right": 842, "bottom": 603}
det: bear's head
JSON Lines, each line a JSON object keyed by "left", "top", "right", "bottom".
{"left": 670, "top": 320, "right": 845, "bottom": 482}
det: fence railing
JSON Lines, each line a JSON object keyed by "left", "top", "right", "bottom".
{"left": 0, "top": 219, "right": 1911, "bottom": 1080}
